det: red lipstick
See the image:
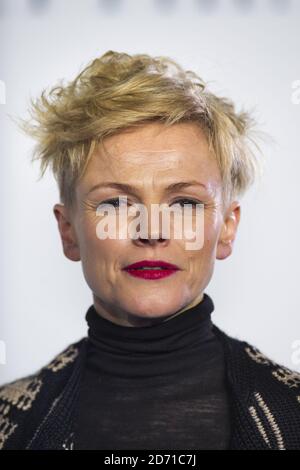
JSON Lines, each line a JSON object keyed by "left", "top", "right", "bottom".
{"left": 123, "top": 260, "right": 180, "bottom": 280}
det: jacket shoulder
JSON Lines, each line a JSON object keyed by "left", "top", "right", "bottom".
{"left": 242, "top": 340, "right": 300, "bottom": 397}
{"left": 214, "top": 325, "right": 300, "bottom": 448}
{"left": 0, "top": 338, "right": 85, "bottom": 450}
{"left": 242, "top": 340, "right": 300, "bottom": 448}
{"left": 214, "top": 323, "right": 300, "bottom": 394}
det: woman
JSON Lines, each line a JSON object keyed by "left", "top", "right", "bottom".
{"left": 1, "top": 50, "right": 299, "bottom": 450}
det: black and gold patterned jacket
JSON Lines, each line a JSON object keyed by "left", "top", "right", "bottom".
{"left": 1, "top": 325, "right": 300, "bottom": 450}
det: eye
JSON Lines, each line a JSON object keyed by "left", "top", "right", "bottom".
{"left": 97, "top": 197, "right": 203, "bottom": 209}
{"left": 97, "top": 197, "right": 128, "bottom": 208}
{"left": 171, "top": 198, "right": 203, "bottom": 207}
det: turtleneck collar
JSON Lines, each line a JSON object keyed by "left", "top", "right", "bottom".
{"left": 85, "top": 293, "right": 219, "bottom": 379}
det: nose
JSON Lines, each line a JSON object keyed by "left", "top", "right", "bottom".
{"left": 128, "top": 200, "right": 174, "bottom": 247}
{"left": 131, "top": 217, "right": 171, "bottom": 247}
{"left": 132, "top": 236, "right": 170, "bottom": 248}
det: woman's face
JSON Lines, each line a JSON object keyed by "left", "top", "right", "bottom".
{"left": 54, "top": 122, "right": 240, "bottom": 326}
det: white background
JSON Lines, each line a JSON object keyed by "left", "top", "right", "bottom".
{"left": 1, "top": 0, "right": 300, "bottom": 385}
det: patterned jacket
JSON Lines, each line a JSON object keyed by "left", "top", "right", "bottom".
{"left": 1, "top": 324, "right": 300, "bottom": 450}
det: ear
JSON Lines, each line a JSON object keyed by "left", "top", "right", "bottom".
{"left": 216, "top": 201, "right": 241, "bottom": 261}
{"left": 53, "top": 203, "right": 81, "bottom": 262}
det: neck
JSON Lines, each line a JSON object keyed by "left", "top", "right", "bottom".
{"left": 85, "top": 292, "right": 216, "bottom": 378}
{"left": 92, "top": 292, "right": 205, "bottom": 327}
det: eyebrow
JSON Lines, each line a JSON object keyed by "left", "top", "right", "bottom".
{"left": 86, "top": 180, "right": 207, "bottom": 196}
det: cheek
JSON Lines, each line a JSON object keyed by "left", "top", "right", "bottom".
{"left": 203, "top": 207, "right": 222, "bottom": 245}
{"left": 79, "top": 238, "right": 117, "bottom": 293}
{"left": 79, "top": 223, "right": 128, "bottom": 277}
{"left": 182, "top": 213, "right": 221, "bottom": 267}
{"left": 183, "top": 208, "right": 220, "bottom": 251}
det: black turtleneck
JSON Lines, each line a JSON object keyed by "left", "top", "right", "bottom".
{"left": 73, "top": 293, "right": 231, "bottom": 450}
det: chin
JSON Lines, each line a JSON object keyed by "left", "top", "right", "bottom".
{"left": 126, "top": 300, "right": 178, "bottom": 319}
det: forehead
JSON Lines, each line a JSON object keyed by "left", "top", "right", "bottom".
{"left": 79, "top": 122, "right": 221, "bottom": 189}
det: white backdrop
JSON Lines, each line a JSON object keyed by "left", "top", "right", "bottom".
{"left": 1, "top": 0, "right": 300, "bottom": 385}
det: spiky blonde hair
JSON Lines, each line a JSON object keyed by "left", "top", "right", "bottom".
{"left": 18, "top": 50, "right": 264, "bottom": 211}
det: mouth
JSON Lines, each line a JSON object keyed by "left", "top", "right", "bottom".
{"left": 122, "top": 260, "right": 180, "bottom": 280}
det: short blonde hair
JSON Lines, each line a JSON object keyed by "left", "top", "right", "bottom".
{"left": 18, "top": 50, "right": 264, "bottom": 211}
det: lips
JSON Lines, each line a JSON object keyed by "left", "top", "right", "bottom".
{"left": 123, "top": 260, "right": 180, "bottom": 280}
{"left": 123, "top": 260, "right": 180, "bottom": 270}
